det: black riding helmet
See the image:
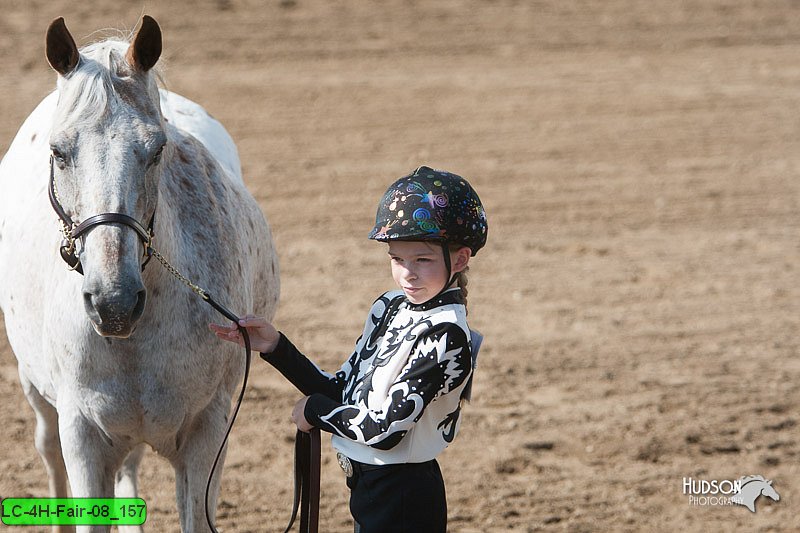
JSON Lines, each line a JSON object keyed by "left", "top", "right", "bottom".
{"left": 368, "top": 166, "right": 488, "bottom": 293}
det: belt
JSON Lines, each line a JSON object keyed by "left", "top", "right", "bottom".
{"left": 336, "top": 452, "right": 387, "bottom": 478}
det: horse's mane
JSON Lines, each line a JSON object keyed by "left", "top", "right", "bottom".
{"left": 739, "top": 475, "right": 767, "bottom": 485}
{"left": 54, "top": 38, "right": 163, "bottom": 130}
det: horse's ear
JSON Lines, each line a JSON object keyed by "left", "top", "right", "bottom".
{"left": 46, "top": 17, "right": 79, "bottom": 76}
{"left": 126, "top": 15, "right": 162, "bottom": 72}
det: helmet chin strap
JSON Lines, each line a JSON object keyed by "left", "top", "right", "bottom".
{"left": 439, "top": 241, "right": 459, "bottom": 293}
{"left": 442, "top": 241, "right": 452, "bottom": 284}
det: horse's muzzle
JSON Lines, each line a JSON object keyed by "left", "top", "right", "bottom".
{"left": 83, "top": 287, "right": 147, "bottom": 338}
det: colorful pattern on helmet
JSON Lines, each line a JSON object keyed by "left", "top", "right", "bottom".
{"left": 368, "top": 166, "right": 488, "bottom": 255}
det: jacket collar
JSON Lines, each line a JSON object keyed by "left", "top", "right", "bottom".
{"left": 404, "top": 287, "right": 464, "bottom": 311}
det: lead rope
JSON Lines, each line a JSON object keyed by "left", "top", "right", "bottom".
{"left": 150, "top": 246, "right": 319, "bottom": 533}
{"left": 148, "top": 246, "right": 249, "bottom": 533}
{"left": 284, "top": 429, "right": 321, "bottom": 533}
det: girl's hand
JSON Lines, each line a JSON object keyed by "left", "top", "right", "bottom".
{"left": 292, "top": 396, "right": 314, "bottom": 432}
{"left": 209, "top": 314, "right": 280, "bottom": 354}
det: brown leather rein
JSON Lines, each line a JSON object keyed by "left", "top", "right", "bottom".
{"left": 287, "top": 429, "right": 321, "bottom": 533}
{"left": 47, "top": 155, "right": 320, "bottom": 532}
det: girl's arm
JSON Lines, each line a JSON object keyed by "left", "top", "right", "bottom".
{"left": 261, "top": 333, "right": 350, "bottom": 400}
{"left": 260, "top": 292, "right": 400, "bottom": 402}
{"left": 302, "top": 322, "right": 472, "bottom": 449}
{"left": 210, "top": 316, "right": 348, "bottom": 400}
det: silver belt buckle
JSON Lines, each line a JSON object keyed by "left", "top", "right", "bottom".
{"left": 337, "top": 452, "right": 353, "bottom": 477}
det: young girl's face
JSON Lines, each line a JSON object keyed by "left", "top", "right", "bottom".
{"left": 388, "top": 241, "right": 469, "bottom": 304}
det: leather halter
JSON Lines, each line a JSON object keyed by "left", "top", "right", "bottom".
{"left": 47, "top": 156, "right": 155, "bottom": 274}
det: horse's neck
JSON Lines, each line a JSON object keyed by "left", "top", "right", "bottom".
{"left": 141, "top": 213, "right": 178, "bottom": 300}
{"left": 145, "top": 144, "right": 219, "bottom": 299}
{"left": 739, "top": 483, "right": 760, "bottom": 501}
{"left": 142, "top": 166, "right": 189, "bottom": 296}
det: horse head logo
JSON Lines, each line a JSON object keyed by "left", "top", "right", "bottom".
{"left": 731, "top": 475, "right": 780, "bottom": 513}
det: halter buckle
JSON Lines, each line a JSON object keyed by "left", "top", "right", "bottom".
{"left": 59, "top": 238, "right": 82, "bottom": 272}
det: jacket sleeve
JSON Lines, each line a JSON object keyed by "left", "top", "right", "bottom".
{"left": 303, "top": 322, "right": 472, "bottom": 449}
{"left": 260, "top": 333, "right": 349, "bottom": 400}
{"left": 260, "top": 293, "right": 398, "bottom": 400}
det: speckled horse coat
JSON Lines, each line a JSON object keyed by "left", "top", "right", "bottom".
{"left": 0, "top": 17, "right": 278, "bottom": 533}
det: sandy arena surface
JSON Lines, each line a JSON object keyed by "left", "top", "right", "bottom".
{"left": 0, "top": 1, "right": 798, "bottom": 531}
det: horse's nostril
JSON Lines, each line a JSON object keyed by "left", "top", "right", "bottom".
{"left": 83, "top": 292, "right": 92, "bottom": 308}
{"left": 82, "top": 291, "right": 102, "bottom": 326}
{"left": 131, "top": 289, "right": 146, "bottom": 323}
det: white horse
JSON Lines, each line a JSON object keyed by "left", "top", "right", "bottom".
{"left": 0, "top": 16, "right": 279, "bottom": 532}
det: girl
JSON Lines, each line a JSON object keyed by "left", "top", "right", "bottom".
{"left": 210, "top": 166, "right": 487, "bottom": 532}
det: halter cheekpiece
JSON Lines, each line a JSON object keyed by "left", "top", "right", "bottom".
{"left": 48, "top": 155, "right": 155, "bottom": 274}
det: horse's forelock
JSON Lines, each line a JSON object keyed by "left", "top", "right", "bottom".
{"left": 54, "top": 39, "right": 162, "bottom": 131}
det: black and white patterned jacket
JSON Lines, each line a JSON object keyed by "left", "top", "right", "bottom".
{"left": 262, "top": 288, "right": 473, "bottom": 465}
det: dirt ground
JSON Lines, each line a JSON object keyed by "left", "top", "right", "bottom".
{"left": 1, "top": 1, "right": 799, "bottom": 531}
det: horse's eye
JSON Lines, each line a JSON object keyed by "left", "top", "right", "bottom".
{"left": 51, "top": 147, "right": 67, "bottom": 169}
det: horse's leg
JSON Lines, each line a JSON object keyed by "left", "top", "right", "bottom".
{"left": 172, "top": 395, "right": 231, "bottom": 533}
{"left": 115, "top": 443, "right": 146, "bottom": 533}
{"left": 19, "top": 372, "right": 74, "bottom": 533}
{"left": 57, "top": 398, "right": 122, "bottom": 533}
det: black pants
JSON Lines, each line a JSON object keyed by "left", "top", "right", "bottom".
{"left": 347, "top": 459, "right": 447, "bottom": 533}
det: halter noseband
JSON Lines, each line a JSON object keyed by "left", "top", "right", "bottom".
{"left": 48, "top": 156, "right": 155, "bottom": 275}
